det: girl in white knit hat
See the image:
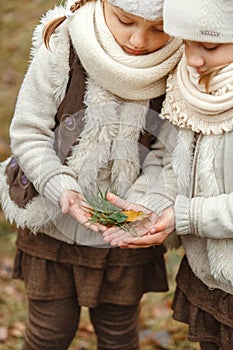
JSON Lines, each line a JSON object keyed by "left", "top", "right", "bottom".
{"left": 103, "top": 0, "right": 233, "bottom": 349}
{"left": 0, "top": 0, "right": 183, "bottom": 349}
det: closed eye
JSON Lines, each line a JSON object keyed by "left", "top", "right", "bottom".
{"left": 151, "top": 27, "right": 164, "bottom": 34}
{"left": 203, "top": 44, "right": 218, "bottom": 51}
{"left": 117, "top": 15, "right": 133, "bottom": 25}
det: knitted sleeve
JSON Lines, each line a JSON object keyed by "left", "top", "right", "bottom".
{"left": 125, "top": 121, "right": 178, "bottom": 214}
{"left": 9, "top": 41, "right": 82, "bottom": 204}
{"left": 175, "top": 193, "right": 233, "bottom": 239}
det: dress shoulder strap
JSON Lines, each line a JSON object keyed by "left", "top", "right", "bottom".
{"left": 53, "top": 45, "right": 86, "bottom": 164}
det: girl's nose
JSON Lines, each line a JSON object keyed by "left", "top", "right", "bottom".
{"left": 185, "top": 45, "right": 205, "bottom": 68}
{"left": 130, "top": 31, "right": 147, "bottom": 49}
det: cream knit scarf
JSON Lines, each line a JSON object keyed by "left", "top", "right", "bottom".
{"left": 67, "top": 0, "right": 183, "bottom": 196}
{"left": 68, "top": 0, "right": 182, "bottom": 100}
{"left": 161, "top": 54, "right": 233, "bottom": 196}
{"left": 162, "top": 55, "right": 233, "bottom": 135}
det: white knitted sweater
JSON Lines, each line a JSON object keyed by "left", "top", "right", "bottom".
{"left": 0, "top": 2, "right": 182, "bottom": 246}
{"left": 160, "top": 56, "right": 233, "bottom": 294}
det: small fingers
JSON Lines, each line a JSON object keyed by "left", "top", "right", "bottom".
{"left": 106, "top": 193, "right": 130, "bottom": 210}
{"left": 60, "top": 198, "right": 69, "bottom": 214}
{"left": 103, "top": 229, "right": 130, "bottom": 245}
{"left": 82, "top": 220, "right": 106, "bottom": 233}
{"left": 116, "top": 232, "right": 165, "bottom": 247}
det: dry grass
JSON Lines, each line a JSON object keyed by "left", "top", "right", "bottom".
{"left": 0, "top": 1, "right": 200, "bottom": 349}
{"left": 0, "top": 0, "right": 57, "bottom": 159}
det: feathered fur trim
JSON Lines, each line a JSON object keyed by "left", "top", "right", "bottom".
{"left": 30, "top": 5, "right": 70, "bottom": 105}
{"left": 207, "top": 239, "right": 233, "bottom": 286}
{"left": 0, "top": 159, "right": 60, "bottom": 233}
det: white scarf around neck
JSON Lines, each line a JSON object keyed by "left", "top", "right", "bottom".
{"left": 161, "top": 55, "right": 233, "bottom": 135}
{"left": 68, "top": 0, "right": 182, "bottom": 101}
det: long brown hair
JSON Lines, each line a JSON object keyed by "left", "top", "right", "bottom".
{"left": 43, "top": 0, "right": 95, "bottom": 49}
{"left": 199, "top": 65, "right": 227, "bottom": 93}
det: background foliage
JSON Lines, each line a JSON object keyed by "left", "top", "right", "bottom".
{"left": 0, "top": 1, "right": 199, "bottom": 349}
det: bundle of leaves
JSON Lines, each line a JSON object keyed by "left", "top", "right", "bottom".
{"left": 86, "top": 189, "right": 149, "bottom": 234}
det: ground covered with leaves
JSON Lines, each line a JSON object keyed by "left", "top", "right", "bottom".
{"left": 1, "top": 1, "right": 200, "bottom": 349}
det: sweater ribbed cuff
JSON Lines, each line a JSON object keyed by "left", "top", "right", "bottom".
{"left": 174, "top": 194, "right": 191, "bottom": 235}
{"left": 145, "top": 194, "right": 174, "bottom": 215}
{"left": 44, "top": 174, "right": 82, "bottom": 205}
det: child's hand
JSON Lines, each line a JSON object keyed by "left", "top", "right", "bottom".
{"left": 103, "top": 193, "right": 159, "bottom": 246}
{"left": 115, "top": 207, "right": 175, "bottom": 249}
{"left": 149, "top": 206, "right": 175, "bottom": 236}
{"left": 59, "top": 190, "right": 106, "bottom": 233}
{"left": 103, "top": 194, "right": 175, "bottom": 248}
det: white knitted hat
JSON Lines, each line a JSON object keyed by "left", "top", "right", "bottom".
{"left": 108, "top": 0, "right": 163, "bottom": 21}
{"left": 163, "top": 0, "right": 233, "bottom": 43}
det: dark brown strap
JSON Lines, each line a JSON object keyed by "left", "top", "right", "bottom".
{"left": 53, "top": 46, "right": 86, "bottom": 164}
{"left": 139, "top": 94, "right": 165, "bottom": 165}
{"left": 6, "top": 45, "right": 86, "bottom": 208}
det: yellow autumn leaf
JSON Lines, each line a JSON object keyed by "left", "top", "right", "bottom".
{"left": 122, "top": 210, "right": 149, "bottom": 222}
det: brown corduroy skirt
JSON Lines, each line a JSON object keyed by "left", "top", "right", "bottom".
{"left": 172, "top": 256, "right": 233, "bottom": 350}
{"left": 12, "top": 229, "right": 168, "bottom": 307}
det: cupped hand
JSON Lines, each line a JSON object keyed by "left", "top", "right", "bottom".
{"left": 102, "top": 193, "right": 159, "bottom": 246}
{"left": 116, "top": 206, "right": 176, "bottom": 249}
{"left": 59, "top": 190, "right": 106, "bottom": 233}
{"left": 103, "top": 194, "right": 175, "bottom": 248}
